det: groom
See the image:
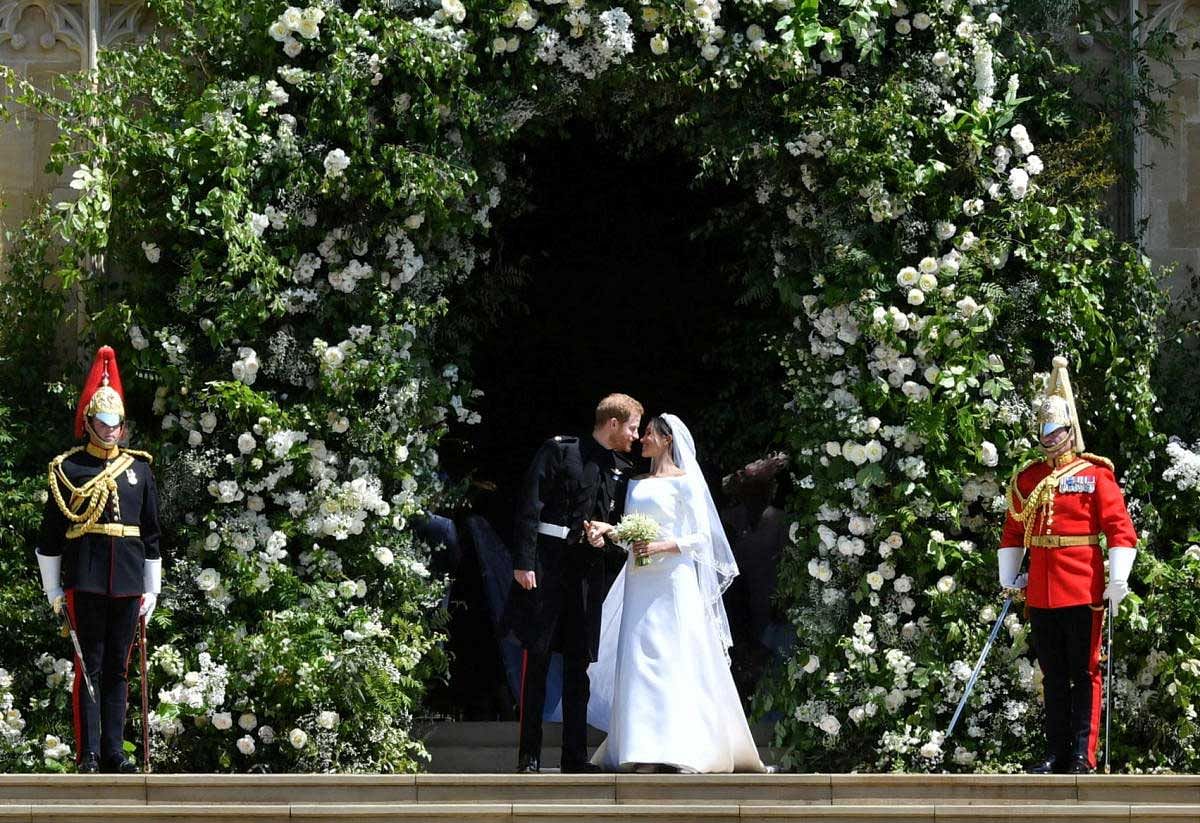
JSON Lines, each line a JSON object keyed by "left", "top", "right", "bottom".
{"left": 508, "top": 393, "right": 642, "bottom": 773}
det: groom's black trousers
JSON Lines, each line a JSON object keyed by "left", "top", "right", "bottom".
{"left": 518, "top": 649, "right": 591, "bottom": 767}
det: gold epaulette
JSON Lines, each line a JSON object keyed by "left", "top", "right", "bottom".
{"left": 124, "top": 448, "right": 154, "bottom": 464}
{"left": 1080, "top": 452, "right": 1114, "bottom": 471}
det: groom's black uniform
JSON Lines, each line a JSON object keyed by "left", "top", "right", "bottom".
{"left": 508, "top": 434, "right": 630, "bottom": 771}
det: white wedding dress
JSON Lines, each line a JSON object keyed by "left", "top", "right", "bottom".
{"left": 587, "top": 416, "right": 765, "bottom": 773}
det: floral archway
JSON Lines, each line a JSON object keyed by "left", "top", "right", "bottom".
{"left": 0, "top": 0, "right": 1195, "bottom": 774}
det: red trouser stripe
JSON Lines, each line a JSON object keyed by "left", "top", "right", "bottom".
{"left": 66, "top": 590, "right": 83, "bottom": 764}
{"left": 1085, "top": 608, "right": 1105, "bottom": 768}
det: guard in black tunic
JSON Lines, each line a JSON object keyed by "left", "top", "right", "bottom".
{"left": 35, "top": 346, "right": 162, "bottom": 774}
{"left": 508, "top": 393, "right": 642, "bottom": 773}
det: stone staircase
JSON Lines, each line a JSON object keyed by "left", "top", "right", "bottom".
{"left": 0, "top": 772, "right": 1198, "bottom": 822}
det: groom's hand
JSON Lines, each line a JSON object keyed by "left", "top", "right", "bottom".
{"left": 514, "top": 569, "right": 537, "bottom": 590}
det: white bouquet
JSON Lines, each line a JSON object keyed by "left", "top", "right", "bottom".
{"left": 614, "top": 513, "right": 662, "bottom": 567}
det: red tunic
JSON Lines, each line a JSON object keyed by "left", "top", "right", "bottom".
{"left": 1000, "top": 456, "right": 1137, "bottom": 609}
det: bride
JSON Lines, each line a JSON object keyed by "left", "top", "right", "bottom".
{"left": 584, "top": 414, "right": 766, "bottom": 773}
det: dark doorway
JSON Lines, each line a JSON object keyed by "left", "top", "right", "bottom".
{"left": 457, "top": 125, "right": 752, "bottom": 533}
{"left": 430, "top": 124, "right": 784, "bottom": 720}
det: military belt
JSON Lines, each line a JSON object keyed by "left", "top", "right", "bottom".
{"left": 1029, "top": 534, "right": 1100, "bottom": 548}
{"left": 536, "top": 522, "right": 570, "bottom": 540}
{"left": 73, "top": 523, "right": 141, "bottom": 539}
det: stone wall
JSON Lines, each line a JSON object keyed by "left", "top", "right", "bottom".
{"left": 0, "top": 1, "right": 150, "bottom": 265}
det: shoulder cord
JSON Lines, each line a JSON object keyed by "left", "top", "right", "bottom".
{"left": 48, "top": 449, "right": 137, "bottom": 538}
{"left": 1007, "top": 460, "right": 1092, "bottom": 551}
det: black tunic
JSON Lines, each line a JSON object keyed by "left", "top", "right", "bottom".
{"left": 37, "top": 449, "right": 162, "bottom": 597}
{"left": 506, "top": 435, "right": 630, "bottom": 660}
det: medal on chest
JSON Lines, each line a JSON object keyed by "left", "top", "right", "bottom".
{"left": 1058, "top": 475, "right": 1095, "bottom": 494}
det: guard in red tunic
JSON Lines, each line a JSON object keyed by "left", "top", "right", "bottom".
{"left": 34, "top": 347, "right": 162, "bottom": 774}
{"left": 997, "top": 356, "right": 1137, "bottom": 775}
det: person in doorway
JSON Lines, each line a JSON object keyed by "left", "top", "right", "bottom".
{"left": 585, "top": 414, "right": 766, "bottom": 773}
{"left": 505, "top": 393, "right": 641, "bottom": 773}
{"left": 34, "top": 346, "right": 163, "bottom": 774}
{"left": 720, "top": 454, "right": 789, "bottom": 703}
{"left": 998, "top": 356, "right": 1137, "bottom": 775}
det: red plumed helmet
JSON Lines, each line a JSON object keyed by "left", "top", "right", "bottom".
{"left": 74, "top": 346, "right": 126, "bottom": 439}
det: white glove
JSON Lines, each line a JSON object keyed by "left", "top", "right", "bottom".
{"left": 1104, "top": 547, "right": 1136, "bottom": 610}
{"left": 36, "top": 550, "right": 64, "bottom": 614}
{"left": 998, "top": 546, "right": 1027, "bottom": 590}
{"left": 141, "top": 559, "right": 162, "bottom": 621}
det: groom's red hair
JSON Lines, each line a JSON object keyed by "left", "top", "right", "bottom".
{"left": 595, "top": 393, "right": 643, "bottom": 426}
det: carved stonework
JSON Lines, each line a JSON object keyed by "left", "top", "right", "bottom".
{"left": 0, "top": 1, "right": 87, "bottom": 58}
{"left": 100, "top": 1, "right": 147, "bottom": 49}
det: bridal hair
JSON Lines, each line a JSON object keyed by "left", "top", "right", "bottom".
{"left": 595, "top": 393, "right": 644, "bottom": 426}
{"left": 646, "top": 415, "right": 674, "bottom": 442}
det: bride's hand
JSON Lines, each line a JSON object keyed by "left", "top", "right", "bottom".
{"left": 585, "top": 521, "right": 615, "bottom": 546}
{"left": 632, "top": 540, "right": 678, "bottom": 558}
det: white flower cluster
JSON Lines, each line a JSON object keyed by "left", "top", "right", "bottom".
{"left": 232, "top": 347, "right": 261, "bottom": 385}
{"left": 268, "top": 5, "right": 325, "bottom": 58}
{"left": 36, "top": 653, "right": 73, "bottom": 691}
{"left": 531, "top": 8, "right": 635, "bottom": 79}
{"left": 0, "top": 667, "right": 26, "bottom": 743}
{"left": 157, "top": 652, "right": 230, "bottom": 719}
{"left": 1164, "top": 439, "right": 1200, "bottom": 492}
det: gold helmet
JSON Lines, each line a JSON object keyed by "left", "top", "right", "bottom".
{"left": 1036, "top": 355, "right": 1084, "bottom": 453}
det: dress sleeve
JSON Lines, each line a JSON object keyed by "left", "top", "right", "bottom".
{"left": 140, "top": 466, "right": 162, "bottom": 562}
{"left": 513, "top": 440, "right": 559, "bottom": 571}
{"left": 37, "top": 480, "right": 67, "bottom": 557}
{"left": 674, "top": 479, "right": 708, "bottom": 557}
{"left": 1094, "top": 467, "right": 1137, "bottom": 548}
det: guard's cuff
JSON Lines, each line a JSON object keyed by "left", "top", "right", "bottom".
{"left": 35, "top": 550, "right": 61, "bottom": 595}
{"left": 997, "top": 546, "right": 1026, "bottom": 588}
{"left": 1108, "top": 546, "right": 1136, "bottom": 584}
{"left": 143, "top": 558, "right": 163, "bottom": 594}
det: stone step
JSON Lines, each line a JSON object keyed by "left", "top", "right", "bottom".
{"left": 0, "top": 802, "right": 1195, "bottom": 823}
{"left": 421, "top": 721, "right": 777, "bottom": 772}
{"left": 0, "top": 774, "right": 1198, "bottom": 807}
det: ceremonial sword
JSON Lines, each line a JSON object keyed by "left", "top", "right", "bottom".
{"left": 945, "top": 594, "right": 1015, "bottom": 740}
{"left": 139, "top": 615, "right": 152, "bottom": 773}
{"left": 58, "top": 600, "right": 97, "bottom": 703}
{"left": 1103, "top": 600, "right": 1113, "bottom": 774}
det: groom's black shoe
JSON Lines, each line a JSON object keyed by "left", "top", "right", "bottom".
{"left": 517, "top": 755, "right": 540, "bottom": 774}
{"left": 561, "top": 761, "right": 602, "bottom": 774}
{"left": 1026, "top": 755, "right": 1064, "bottom": 775}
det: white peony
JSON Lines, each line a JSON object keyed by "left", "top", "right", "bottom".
{"left": 212, "top": 712, "right": 233, "bottom": 730}
{"left": 237, "top": 735, "right": 256, "bottom": 756}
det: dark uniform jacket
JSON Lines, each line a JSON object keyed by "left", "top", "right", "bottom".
{"left": 507, "top": 435, "right": 631, "bottom": 660}
{"left": 38, "top": 446, "right": 162, "bottom": 598}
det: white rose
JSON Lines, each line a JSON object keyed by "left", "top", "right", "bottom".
{"left": 912, "top": 11, "right": 931, "bottom": 29}
{"left": 980, "top": 440, "right": 999, "bottom": 467}
{"left": 323, "top": 148, "right": 351, "bottom": 178}
{"left": 282, "top": 6, "right": 303, "bottom": 29}
{"left": 236, "top": 735, "right": 256, "bottom": 756}
{"left": 200, "top": 412, "right": 217, "bottom": 433}
{"left": 297, "top": 17, "right": 320, "bottom": 38}
{"left": 196, "top": 568, "right": 221, "bottom": 592}
{"left": 283, "top": 37, "right": 303, "bottom": 57}
{"left": 1008, "top": 167, "right": 1030, "bottom": 199}
{"left": 907, "top": 288, "right": 925, "bottom": 306}
{"left": 188, "top": 430, "right": 203, "bottom": 447}
{"left": 918, "top": 273, "right": 938, "bottom": 292}
{"left": 886, "top": 532, "right": 903, "bottom": 549}
{"left": 316, "top": 710, "right": 340, "bottom": 730}
{"left": 268, "top": 20, "right": 290, "bottom": 41}
{"left": 212, "top": 712, "right": 233, "bottom": 731}
{"left": 373, "top": 546, "right": 395, "bottom": 566}
{"left": 935, "top": 221, "right": 956, "bottom": 240}
{"left": 141, "top": 241, "right": 161, "bottom": 263}
{"left": 894, "top": 575, "right": 913, "bottom": 593}
{"left": 867, "top": 572, "right": 885, "bottom": 590}
{"left": 963, "top": 198, "right": 984, "bottom": 216}
{"left": 441, "top": 0, "right": 467, "bottom": 23}
{"left": 897, "top": 266, "right": 919, "bottom": 287}
{"left": 817, "top": 714, "right": 841, "bottom": 736}
{"left": 804, "top": 654, "right": 820, "bottom": 673}
{"left": 937, "top": 575, "right": 956, "bottom": 594}
{"left": 1025, "top": 154, "right": 1043, "bottom": 175}
{"left": 917, "top": 256, "right": 939, "bottom": 274}
{"left": 238, "top": 433, "right": 257, "bottom": 454}
{"left": 258, "top": 726, "right": 276, "bottom": 744}
{"left": 863, "top": 440, "right": 885, "bottom": 462}
{"left": 895, "top": 18, "right": 911, "bottom": 34}
{"left": 702, "top": 43, "right": 720, "bottom": 60}
{"left": 289, "top": 728, "right": 308, "bottom": 749}
{"left": 932, "top": 50, "right": 950, "bottom": 67}
{"left": 650, "top": 33, "right": 669, "bottom": 54}
{"left": 919, "top": 741, "right": 942, "bottom": 759}
{"left": 238, "top": 712, "right": 257, "bottom": 731}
